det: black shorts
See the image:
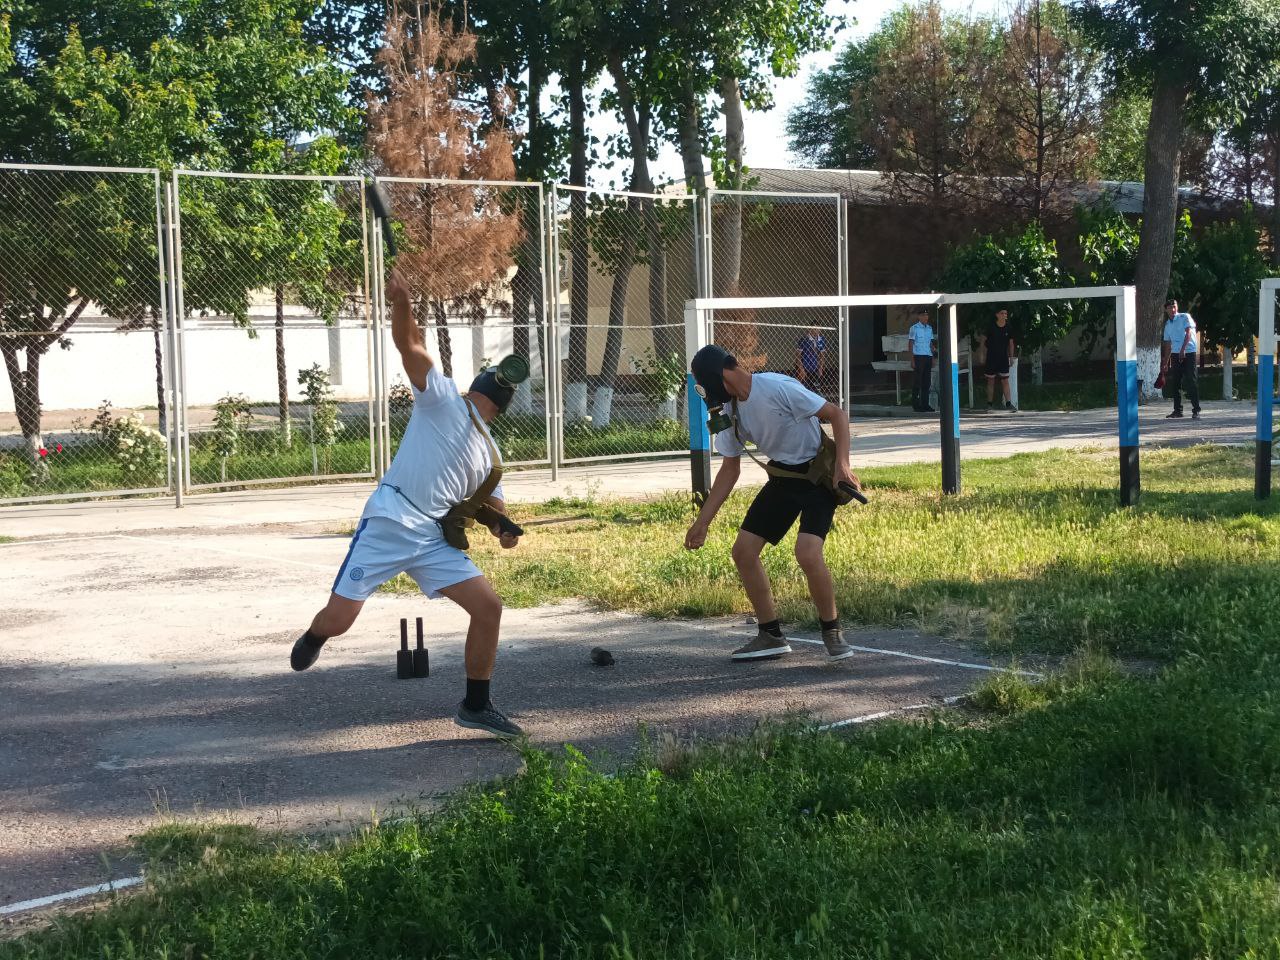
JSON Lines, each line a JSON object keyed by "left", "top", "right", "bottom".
{"left": 740, "top": 468, "right": 837, "bottom": 545}
{"left": 985, "top": 358, "right": 1010, "bottom": 378}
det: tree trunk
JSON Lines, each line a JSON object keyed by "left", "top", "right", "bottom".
{"left": 1272, "top": 131, "right": 1280, "bottom": 268}
{"left": 1132, "top": 70, "right": 1189, "bottom": 395}
{"left": 676, "top": 78, "right": 705, "bottom": 192}
{"left": 2, "top": 342, "right": 43, "bottom": 472}
{"left": 716, "top": 73, "right": 746, "bottom": 296}
{"left": 275, "top": 284, "right": 291, "bottom": 446}
{"left": 432, "top": 300, "right": 453, "bottom": 378}
{"left": 152, "top": 312, "right": 167, "bottom": 440}
{"left": 600, "top": 197, "right": 640, "bottom": 400}
{"left": 565, "top": 57, "right": 590, "bottom": 405}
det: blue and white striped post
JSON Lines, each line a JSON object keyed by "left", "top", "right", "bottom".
{"left": 939, "top": 303, "right": 961, "bottom": 495}
{"left": 1117, "top": 287, "right": 1140, "bottom": 506}
{"left": 685, "top": 301, "right": 711, "bottom": 504}
{"left": 1255, "top": 280, "right": 1277, "bottom": 500}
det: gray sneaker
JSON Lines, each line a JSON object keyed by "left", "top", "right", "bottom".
{"left": 455, "top": 701, "right": 524, "bottom": 739}
{"left": 731, "top": 630, "right": 792, "bottom": 661}
{"left": 822, "top": 627, "right": 856, "bottom": 661}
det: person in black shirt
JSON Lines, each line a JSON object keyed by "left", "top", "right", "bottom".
{"left": 983, "top": 308, "right": 1018, "bottom": 412}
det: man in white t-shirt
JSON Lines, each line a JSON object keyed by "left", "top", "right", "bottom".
{"left": 1161, "top": 298, "right": 1201, "bottom": 420}
{"left": 907, "top": 307, "right": 937, "bottom": 413}
{"left": 684, "top": 344, "right": 862, "bottom": 662}
{"left": 289, "top": 269, "right": 525, "bottom": 739}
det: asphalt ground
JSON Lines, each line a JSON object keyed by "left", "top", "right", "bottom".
{"left": 0, "top": 524, "right": 1017, "bottom": 909}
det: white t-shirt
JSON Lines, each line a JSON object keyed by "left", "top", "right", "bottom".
{"left": 908, "top": 321, "right": 936, "bottom": 356}
{"left": 1164, "top": 312, "right": 1198, "bottom": 353}
{"left": 715, "top": 373, "right": 826, "bottom": 464}
{"left": 361, "top": 365, "right": 504, "bottom": 533}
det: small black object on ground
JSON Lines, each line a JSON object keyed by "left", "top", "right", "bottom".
{"left": 590, "top": 647, "right": 615, "bottom": 667}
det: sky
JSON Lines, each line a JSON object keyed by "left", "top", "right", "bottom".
{"left": 592, "top": 0, "right": 1007, "bottom": 187}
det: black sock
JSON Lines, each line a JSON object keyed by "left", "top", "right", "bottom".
{"left": 759, "top": 619, "right": 782, "bottom": 638}
{"left": 820, "top": 617, "right": 840, "bottom": 632}
{"left": 464, "top": 677, "right": 490, "bottom": 711}
{"left": 302, "top": 629, "right": 327, "bottom": 649}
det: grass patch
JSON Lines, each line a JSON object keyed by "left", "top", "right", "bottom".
{"left": 6, "top": 655, "right": 1280, "bottom": 959}
{"left": 6, "top": 445, "right": 1280, "bottom": 958}
{"left": 382, "top": 445, "right": 1280, "bottom": 660}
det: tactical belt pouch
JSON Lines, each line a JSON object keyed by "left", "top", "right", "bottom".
{"left": 732, "top": 402, "right": 855, "bottom": 506}
{"left": 439, "top": 401, "right": 504, "bottom": 551}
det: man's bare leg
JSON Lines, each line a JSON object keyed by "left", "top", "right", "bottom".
{"left": 292, "top": 592, "right": 364, "bottom": 671}
{"left": 731, "top": 530, "right": 776, "bottom": 623}
{"left": 438, "top": 575, "right": 502, "bottom": 681}
{"left": 439, "top": 575, "right": 523, "bottom": 737}
{"left": 794, "top": 533, "right": 836, "bottom": 621}
{"left": 795, "top": 532, "right": 855, "bottom": 660}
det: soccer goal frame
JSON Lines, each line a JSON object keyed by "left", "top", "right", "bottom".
{"left": 1255, "top": 278, "right": 1280, "bottom": 499}
{"left": 684, "top": 285, "right": 1140, "bottom": 506}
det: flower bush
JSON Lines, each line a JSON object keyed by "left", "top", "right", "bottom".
{"left": 113, "top": 414, "right": 168, "bottom": 484}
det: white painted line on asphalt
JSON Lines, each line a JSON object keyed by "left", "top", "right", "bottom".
{"left": 0, "top": 876, "right": 144, "bottom": 916}
{"left": 787, "top": 634, "right": 1041, "bottom": 677}
{"left": 818, "top": 694, "right": 966, "bottom": 731}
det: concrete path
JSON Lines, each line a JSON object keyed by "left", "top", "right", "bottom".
{"left": 0, "top": 526, "right": 1018, "bottom": 908}
{"left": 0, "top": 401, "right": 1256, "bottom": 540}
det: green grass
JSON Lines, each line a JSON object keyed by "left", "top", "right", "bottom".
{"left": 7, "top": 446, "right": 1280, "bottom": 959}
{"left": 384, "top": 444, "right": 1280, "bottom": 660}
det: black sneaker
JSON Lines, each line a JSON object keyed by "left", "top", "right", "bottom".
{"left": 1166, "top": 411, "right": 1184, "bottom": 419}
{"left": 455, "top": 700, "right": 524, "bottom": 739}
{"left": 290, "top": 632, "right": 326, "bottom": 671}
{"left": 923, "top": 405, "right": 937, "bottom": 413}
{"left": 1005, "top": 401, "right": 1018, "bottom": 413}
{"left": 1192, "top": 410, "right": 1201, "bottom": 420}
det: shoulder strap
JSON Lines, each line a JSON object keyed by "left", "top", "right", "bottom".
{"left": 733, "top": 399, "right": 827, "bottom": 484}
{"left": 447, "top": 400, "right": 503, "bottom": 519}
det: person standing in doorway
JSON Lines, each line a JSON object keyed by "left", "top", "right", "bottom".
{"left": 1161, "top": 298, "right": 1201, "bottom": 420}
{"left": 907, "top": 307, "right": 936, "bottom": 412}
{"left": 983, "top": 308, "right": 1018, "bottom": 412}
{"left": 795, "top": 327, "right": 827, "bottom": 392}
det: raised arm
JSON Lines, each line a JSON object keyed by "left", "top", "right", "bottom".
{"left": 386, "top": 269, "right": 433, "bottom": 391}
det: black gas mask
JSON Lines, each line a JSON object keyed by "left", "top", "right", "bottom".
{"left": 468, "top": 355, "right": 530, "bottom": 414}
{"left": 690, "top": 344, "right": 736, "bottom": 434}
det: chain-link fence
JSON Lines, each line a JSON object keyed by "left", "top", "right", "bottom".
{"left": 0, "top": 165, "right": 174, "bottom": 503}
{"left": 551, "top": 186, "right": 697, "bottom": 464}
{"left": 706, "top": 190, "right": 847, "bottom": 407}
{"left": 1, "top": 165, "right": 857, "bottom": 506}
{"left": 172, "top": 172, "right": 374, "bottom": 490}
{"left": 373, "top": 178, "right": 551, "bottom": 468}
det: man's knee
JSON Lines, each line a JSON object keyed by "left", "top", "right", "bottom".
{"left": 794, "top": 536, "right": 827, "bottom": 572}
{"left": 732, "top": 536, "right": 764, "bottom": 569}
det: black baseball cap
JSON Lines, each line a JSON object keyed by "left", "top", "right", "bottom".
{"left": 690, "top": 344, "right": 735, "bottom": 407}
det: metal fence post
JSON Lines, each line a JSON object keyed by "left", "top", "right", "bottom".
{"left": 156, "top": 171, "right": 181, "bottom": 512}
{"left": 837, "top": 197, "right": 850, "bottom": 414}
{"left": 546, "top": 184, "right": 563, "bottom": 478}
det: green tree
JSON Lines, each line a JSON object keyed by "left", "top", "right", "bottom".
{"left": 786, "top": 33, "right": 891, "bottom": 169}
{"left": 1185, "top": 212, "right": 1270, "bottom": 365}
{"left": 936, "top": 223, "right": 1077, "bottom": 369}
{"left": 0, "top": 0, "right": 353, "bottom": 474}
{"left": 1070, "top": 0, "right": 1280, "bottom": 393}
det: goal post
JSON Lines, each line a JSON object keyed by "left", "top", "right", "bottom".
{"left": 1256, "top": 278, "right": 1279, "bottom": 500}
{"left": 683, "top": 284, "right": 1139, "bottom": 506}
